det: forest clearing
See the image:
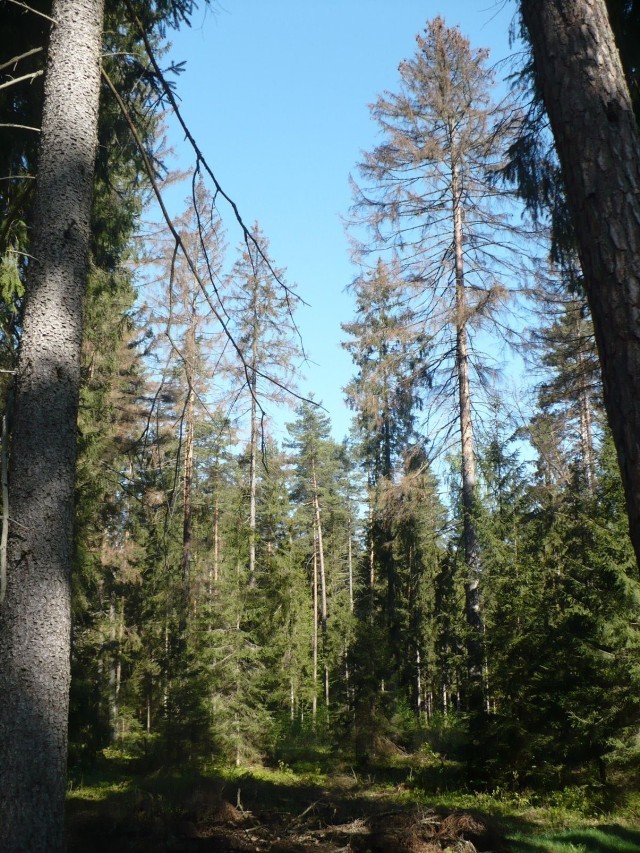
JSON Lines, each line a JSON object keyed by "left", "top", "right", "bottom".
{"left": 64, "top": 751, "right": 640, "bottom": 852}
{"left": 2, "top": 0, "right": 640, "bottom": 851}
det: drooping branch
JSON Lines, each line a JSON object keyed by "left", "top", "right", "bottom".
{"left": 121, "top": 0, "right": 307, "bottom": 324}
{"left": 102, "top": 67, "right": 318, "bottom": 420}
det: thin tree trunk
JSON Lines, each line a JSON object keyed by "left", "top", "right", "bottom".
{"left": 452, "top": 158, "right": 484, "bottom": 708}
{"left": 109, "top": 596, "right": 125, "bottom": 742}
{"left": 181, "top": 318, "right": 196, "bottom": 611}
{"left": 521, "top": 0, "right": 640, "bottom": 566}
{"left": 213, "top": 494, "right": 220, "bottom": 585}
{"left": 347, "top": 513, "right": 354, "bottom": 613}
{"left": 368, "top": 494, "right": 375, "bottom": 621}
{"left": 249, "top": 384, "right": 257, "bottom": 584}
{"left": 248, "top": 291, "right": 259, "bottom": 587}
{"left": 311, "top": 461, "right": 329, "bottom": 711}
{"left": 312, "top": 534, "right": 318, "bottom": 723}
{"left": 0, "top": 1, "right": 104, "bottom": 848}
{"left": 576, "top": 339, "right": 596, "bottom": 494}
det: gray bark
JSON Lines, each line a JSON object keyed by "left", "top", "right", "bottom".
{"left": 0, "top": 0, "right": 103, "bottom": 849}
{"left": 181, "top": 316, "right": 195, "bottom": 604}
{"left": 452, "top": 159, "right": 483, "bottom": 706}
{"left": 248, "top": 289, "right": 258, "bottom": 586}
{"left": 521, "top": 0, "right": 640, "bottom": 564}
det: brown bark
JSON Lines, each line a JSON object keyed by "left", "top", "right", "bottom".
{"left": 521, "top": 0, "right": 640, "bottom": 563}
{"left": 0, "top": 0, "right": 104, "bottom": 848}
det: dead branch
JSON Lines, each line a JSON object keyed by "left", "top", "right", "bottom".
{"left": 5, "top": 0, "right": 56, "bottom": 22}
{"left": 0, "top": 46, "right": 43, "bottom": 73}
{"left": 102, "top": 67, "right": 319, "bottom": 428}
{"left": 121, "top": 0, "right": 309, "bottom": 360}
{"left": 0, "top": 70, "right": 44, "bottom": 92}
{"left": 0, "top": 124, "right": 40, "bottom": 132}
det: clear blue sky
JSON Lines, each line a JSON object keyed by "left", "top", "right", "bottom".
{"left": 163, "top": 0, "right": 522, "bottom": 442}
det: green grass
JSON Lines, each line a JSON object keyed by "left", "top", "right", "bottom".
{"left": 66, "top": 750, "right": 640, "bottom": 852}
{"left": 508, "top": 825, "right": 640, "bottom": 852}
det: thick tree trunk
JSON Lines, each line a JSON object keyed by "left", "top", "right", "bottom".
{"left": 521, "top": 0, "right": 640, "bottom": 564}
{"left": 0, "top": 0, "right": 104, "bottom": 849}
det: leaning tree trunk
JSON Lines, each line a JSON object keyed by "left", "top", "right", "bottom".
{"left": 521, "top": 0, "right": 640, "bottom": 566}
{"left": 0, "top": 0, "right": 103, "bottom": 850}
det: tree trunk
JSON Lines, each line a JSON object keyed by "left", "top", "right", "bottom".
{"left": 181, "top": 314, "right": 195, "bottom": 620}
{"left": 577, "top": 342, "right": 596, "bottom": 494}
{"left": 213, "top": 493, "right": 220, "bottom": 585}
{"left": 312, "top": 534, "right": 318, "bottom": 723}
{"left": 0, "top": 0, "right": 104, "bottom": 848}
{"left": 248, "top": 290, "right": 259, "bottom": 586}
{"left": 347, "top": 513, "right": 354, "bottom": 613}
{"left": 311, "top": 461, "right": 329, "bottom": 711}
{"left": 452, "top": 158, "right": 484, "bottom": 706}
{"left": 521, "top": 0, "right": 640, "bottom": 565}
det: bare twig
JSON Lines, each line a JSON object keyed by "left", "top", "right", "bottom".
{"left": 0, "top": 124, "right": 40, "bottom": 132}
{"left": 121, "top": 0, "right": 310, "bottom": 355}
{"left": 0, "top": 46, "right": 43, "bottom": 73}
{"left": 102, "top": 68, "right": 322, "bottom": 418}
{"left": 5, "top": 0, "right": 56, "bottom": 21}
{"left": 102, "top": 67, "right": 318, "bottom": 424}
{"left": 0, "top": 70, "right": 44, "bottom": 91}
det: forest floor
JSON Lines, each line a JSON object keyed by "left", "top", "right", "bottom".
{"left": 66, "top": 752, "right": 640, "bottom": 852}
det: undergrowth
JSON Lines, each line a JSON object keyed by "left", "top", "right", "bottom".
{"left": 66, "top": 747, "right": 640, "bottom": 852}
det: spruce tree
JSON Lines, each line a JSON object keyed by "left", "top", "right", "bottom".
{"left": 351, "top": 17, "right": 531, "bottom": 714}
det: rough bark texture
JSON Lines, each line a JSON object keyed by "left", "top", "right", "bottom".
{"left": 0, "top": 0, "right": 104, "bottom": 849}
{"left": 521, "top": 0, "right": 640, "bottom": 563}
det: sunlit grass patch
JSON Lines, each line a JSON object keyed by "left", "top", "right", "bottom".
{"left": 508, "top": 824, "right": 640, "bottom": 853}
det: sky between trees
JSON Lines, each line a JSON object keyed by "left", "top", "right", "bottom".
{"left": 158, "top": 0, "right": 522, "bottom": 442}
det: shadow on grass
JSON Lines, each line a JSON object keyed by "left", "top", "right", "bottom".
{"left": 505, "top": 823, "right": 640, "bottom": 853}
{"left": 66, "top": 760, "right": 511, "bottom": 852}
{"left": 65, "top": 755, "right": 640, "bottom": 853}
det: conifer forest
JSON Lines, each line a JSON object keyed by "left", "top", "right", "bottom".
{"left": 2, "top": 1, "right": 640, "bottom": 851}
